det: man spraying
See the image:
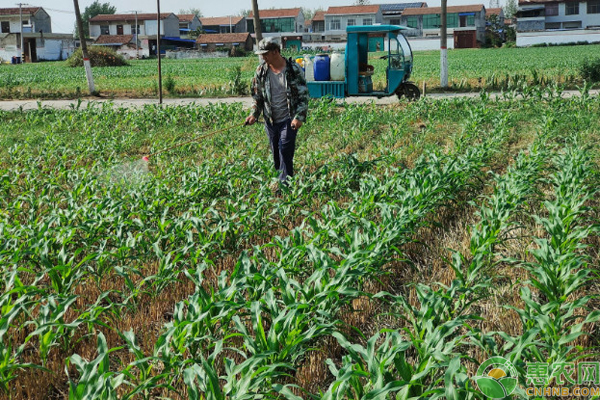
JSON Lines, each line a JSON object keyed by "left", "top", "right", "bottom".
{"left": 245, "top": 37, "right": 309, "bottom": 187}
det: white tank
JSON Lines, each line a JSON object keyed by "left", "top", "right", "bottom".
{"left": 329, "top": 52, "right": 345, "bottom": 81}
{"left": 304, "top": 55, "right": 315, "bottom": 82}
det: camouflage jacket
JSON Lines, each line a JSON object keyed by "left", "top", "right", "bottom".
{"left": 250, "top": 57, "right": 309, "bottom": 125}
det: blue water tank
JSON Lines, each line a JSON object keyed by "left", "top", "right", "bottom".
{"left": 314, "top": 54, "right": 330, "bottom": 81}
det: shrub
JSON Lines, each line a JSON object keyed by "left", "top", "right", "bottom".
{"left": 67, "top": 46, "right": 129, "bottom": 67}
{"left": 579, "top": 57, "right": 600, "bottom": 82}
{"left": 164, "top": 75, "right": 176, "bottom": 94}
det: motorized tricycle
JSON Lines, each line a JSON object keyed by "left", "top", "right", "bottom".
{"left": 306, "top": 25, "right": 420, "bottom": 100}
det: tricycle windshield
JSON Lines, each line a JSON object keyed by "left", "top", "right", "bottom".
{"left": 388, "top": 32, "right": 414, "bottom": 79}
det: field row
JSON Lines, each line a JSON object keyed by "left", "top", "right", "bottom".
{"left": 1, "top": 91, "right": 599, "bottom": 398}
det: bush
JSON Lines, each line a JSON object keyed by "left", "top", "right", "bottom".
{"left": 580, "top": 57, "right": 600, "bottom": 82}
{"left": 67, "top": 46, "right": 129, "bottom": 67}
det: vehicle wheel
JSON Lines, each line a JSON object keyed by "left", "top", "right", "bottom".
{"left": 397, "top": 83, "right": 421, "bottom": 101}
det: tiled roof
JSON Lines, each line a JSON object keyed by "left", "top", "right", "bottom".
{"left": 200, "top": 16, "right": 245, "bottom": 26}
{"left": 0, "top": 7, "right": 41, "bottom": 16}
{"left": 196, "top": 33, "right": 250, "bottom": 44}
{"left": 248, "top": 8, "right": 301, "bottom": 18}
{"left": 94, "top": 34, "right": 134, "bottom": 45}
{"left": 90, "top": 13, "right": 173, "bottom": 22}
{"left": 177, "top": 14, "right": 197, "bottom": 22}
{"left": 326, "top": 5, "right": 381, "bottom": 15}
{"left": 487, "top": 7, "right": 503, "bottom": 15}
{"left": 312, "top": 11, "right": 326, "bottom": 21}
{"left": 402, "top": 5, "right": 484, "bottom": 15}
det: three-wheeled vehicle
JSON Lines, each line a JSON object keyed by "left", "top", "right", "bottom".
{"left": 307, "top": 25, "right": 420, "bottom": 100}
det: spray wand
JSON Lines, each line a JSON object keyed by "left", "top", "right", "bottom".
{"left": 142, "top": 122, "right": 248, "bottom": 162}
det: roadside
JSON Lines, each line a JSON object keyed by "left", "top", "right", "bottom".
{"left": 0, "top": 90, "right": 597, "bottom": 111}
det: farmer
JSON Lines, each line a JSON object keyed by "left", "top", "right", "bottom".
{"left": 245, "top": 37, "right": 309, "bottom": 186}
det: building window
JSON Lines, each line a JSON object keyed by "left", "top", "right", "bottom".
{"left": 545, "top": 22, "right": 561, "bottom": 29}
{"left": 362, "top": 18, "right": 372, "bottom": 25}
{"left": 1, "top": 21, "right": 9, "bottom": 33}
{"left": 565, "top": 2, "right": 579, "bottom": 15}
{"left": 347, "top": 18, "right": 356, "bottom": 26}
{"left": 390, "top": 18, "right": 400, "bottom": 25}
{"left": 100, "top": 25, "right": 110, "bottom": 34}
{"left": 131, "top": 24, "right": 140, "bottom": 34}
{"left": 447, "top": 13, "right": 458, "bottom": 27}
{"left": 423, "top": 14, "right": 440, "bottom": 29}
{"left": 405, "top": 16, "right": 418, "bottom": 28}
{"left": 589, "top": 0, "right": 600, "bottom": 13}
{"left": 546, "top": 3, "right": 559, "bottom": 16}
{"left": 331, "top": 19, "right": 341, "bottom": 30}
{"left": 259, "top": 17, "right": 294, "bottom": 33}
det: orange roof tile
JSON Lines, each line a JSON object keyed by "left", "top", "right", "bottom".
{"left": 312, "top": 10, "right": 326, "bottom": 21}
{"left": 248, "top": 8, "right": 301, "bottom": 18}
{"left": 0, "top": 7, "right": 42, "bottom": 16}
{"left": 326, "top": 5, "right": 381, "bottom": 15}
{"left": 200, "top": 16, "right": 245, "bottom": 25}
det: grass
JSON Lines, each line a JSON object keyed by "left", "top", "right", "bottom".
{"left": 0, "top": 88, "right": 599, "bottom": 399}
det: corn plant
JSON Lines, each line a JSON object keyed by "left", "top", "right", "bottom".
{"left": 66, "top": 332, "right": 127, "bottom": 400}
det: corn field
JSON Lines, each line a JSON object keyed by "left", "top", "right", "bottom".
{"left": 0, "top": 44, "right": 598, "bottom": 99}
{"left": 1, "top": 87, "right": 600, "bottom": 399}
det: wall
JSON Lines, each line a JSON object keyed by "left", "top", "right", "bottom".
{"left": 517, "top": 29, "right": 600, "bottom": 46}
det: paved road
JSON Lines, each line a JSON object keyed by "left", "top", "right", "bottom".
{"left": 0, "top": 90, "right": 597, "bottom": 111}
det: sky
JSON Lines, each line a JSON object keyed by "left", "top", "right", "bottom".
{"left": 32, "top": 0, "right": 505, "bottom": 34}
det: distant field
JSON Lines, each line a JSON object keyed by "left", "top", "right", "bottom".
{"left": 0, "top": 44, "right": 598, "bottom": 99}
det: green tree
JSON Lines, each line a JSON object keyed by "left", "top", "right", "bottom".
{"left": 504, "top": 0, "right": 518, "bottom": 18}
{"left": 179, "top": 8, "right": 203, "bottom": 18}
{"left": 75, "top": 0, "right": 116, "bottom": 39}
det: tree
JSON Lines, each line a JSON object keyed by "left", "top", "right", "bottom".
{"left": 179, "top": 8, "right": 203, "bottom": 18}
{"left": 504, "top": 0, "right": 518, "bottom": 19}
{"left": 75, "top": 0, "right": 116, "bottom": 39}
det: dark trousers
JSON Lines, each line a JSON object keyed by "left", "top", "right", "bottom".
{"left": 265, "top": 118, "right": 297, "bottom": 183}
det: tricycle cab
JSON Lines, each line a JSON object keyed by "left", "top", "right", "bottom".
{"left": 306, "top": 24, "right": 419, "bottom": 100}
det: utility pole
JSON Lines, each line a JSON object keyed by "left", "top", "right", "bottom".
{"left": 73, "top": 0, "right": 95, "bottom": 94}
{"left": 251, "top": 0, "right": 262, "bottom": 43}
{"left": 157, "top": 0, "right": 163, "bottom": 104}
{"left": 127, "top": 10, "right": 141, "bottom": 59}
{"left": 440, "top": 0, "right": 448, "bottom": 88}
{"left": 17, "top": 2, "right": 28, "bottom": 63}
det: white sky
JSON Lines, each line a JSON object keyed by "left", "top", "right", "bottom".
{"left": 32, "top": 0, "right": 504, "bottom": 34}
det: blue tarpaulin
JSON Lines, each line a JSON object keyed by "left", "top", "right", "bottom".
{"left": 162, "top": 37, "right": 196, "bottom": 43}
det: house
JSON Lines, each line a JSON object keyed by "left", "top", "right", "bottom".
{"left": 323, "top": 5, "right": 383, "bottom": 41}
{"left": 89, "top": 13, "right": 180, "bottom": 56}
{"left": 380, "top": 2, "right": 428, "bottom": 25}
{"left": 516, "top": 0, "right": 600, "bottom": 45}
{"left": 196, "top": 32, "right": 253, "bottom": 52}
{"left": 0, "top": 7, "right": 51, "bottom": 35}
{"left": 200, "top": 16, "right": 246, "bottom": 34}
{"left": 401, "top": 4, "right": 486, "bottom": 47}
{"left": 247, "top": 8, "right": 305, "bottom": 50}
{"left": 310, "top": 10, "right": 326, "bottom": 33}
{"left": 0, "top": 7, "right": 75, "bottom": 62}
{"left": 178, "top": 14, "right": 202, "bottom": 38}
{"left": 247, "top": 8, "right": 305, "bottom": 34}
